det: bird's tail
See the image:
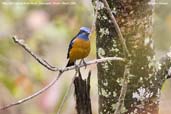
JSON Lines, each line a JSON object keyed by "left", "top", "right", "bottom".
{"left": 66, "top": 59, "right": 75, "bottom": 67}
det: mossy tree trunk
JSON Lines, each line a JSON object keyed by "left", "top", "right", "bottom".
{"left": 95, "top": 0, "right": 168, "bottom": 114}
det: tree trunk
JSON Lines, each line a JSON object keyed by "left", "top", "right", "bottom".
{"left": 95, "top": 0, "right": 167, "bottom": 114}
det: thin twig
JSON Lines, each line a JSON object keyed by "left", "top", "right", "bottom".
{"left": 114, "top": 63, "right": 131, "bottom": 114}
{"left": 12, "top": 36, "right": 59, "bottom": 71}
{"left": 0, "top": 56, "right": 124, "bottom": 110}
{"left": 62, "top": 57, "right": 125, "bottom": 72}
{"left": 12, "top": 36, "right": 125, "bottom": 72}
{"left": 0, "top": 72, "right": 63, "bottom": 111}
{"left": 52, "top": 63, "right": 82, "bottom": 114}
{"left": 56, "top": 72, "right": 77, "bottom": 114}
{"left": 101, "top": 0, "right": 130, "bottom": 57}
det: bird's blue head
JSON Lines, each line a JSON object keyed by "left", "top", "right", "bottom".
{"left": 80, "top": 27, "right": 91, "bottom": 34}
{"left": 77, "top": 27, "right": 91, "bottom": 40}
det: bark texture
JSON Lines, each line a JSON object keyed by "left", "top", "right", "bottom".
{"left": 95, "top": 0, "right": 167, "bottom": 114}
{"left": 74, "top": 71, "right": 92, "bottom": 114}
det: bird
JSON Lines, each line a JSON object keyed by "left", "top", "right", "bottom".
{"left": 66, "top": 27, "right": 91, "bottom": 67}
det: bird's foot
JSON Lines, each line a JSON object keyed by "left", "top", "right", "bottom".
{"left": 82, "top": 59, "right": 87, "bottom": 69}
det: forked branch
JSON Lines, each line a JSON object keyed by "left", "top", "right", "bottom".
{"left": 0, "top": 36, "right": 125, "bottom": 111}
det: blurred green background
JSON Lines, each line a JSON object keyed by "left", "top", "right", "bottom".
{"left": 0, "top": 0, "right": 97, "bottom": 114}
{"left": 0, "top": 0, "right": 171, "bottom": 114}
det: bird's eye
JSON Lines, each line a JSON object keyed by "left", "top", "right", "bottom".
{"left": 82, "top": 32, "right": 86, "bottom": 35}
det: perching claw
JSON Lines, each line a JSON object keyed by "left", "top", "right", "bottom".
{"left": 82, "top": 59, "right": 87, "bottom": 69}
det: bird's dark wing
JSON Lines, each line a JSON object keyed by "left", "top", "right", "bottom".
{"left": 67, "top": 31, "right": 82, "bottom": 58}
{"left": 67, "top": 38, "right": 74, "bottom": 58}
{"left": 67, "top": 33, "right": 79, "bottom": 58}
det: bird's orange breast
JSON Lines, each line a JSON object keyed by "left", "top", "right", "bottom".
{"left": 69, "top": 38, "right": 90, "bottom": 62}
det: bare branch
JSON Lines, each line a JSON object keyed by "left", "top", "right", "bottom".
{"left": 114, "top": 63, "right": 131, "bottom": 114}
{"left": 0, "top": 56, "right": 125, "bottom": 111}
{"left": 56, "top": 73, "right": 76, "bottom": 114}
{"left": 0, "top": 34, "right": 126, "bottom": 111}
{"left": 62, "top": 57, "right": 125, "bottom": 72}
{"left": 0, "top": 44, "right": 125, "bottom": 111}
{"left": 0, "top": 72, "right": 63, "bottom": 111}
{"left": 12, "top": 36, "right": 125, "bottom": 72}
{"left": 101, "top": 0, "right": 130, "bottom": 57}
{"left": 12, "top": 36, "right": 59, "bottom": 71}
